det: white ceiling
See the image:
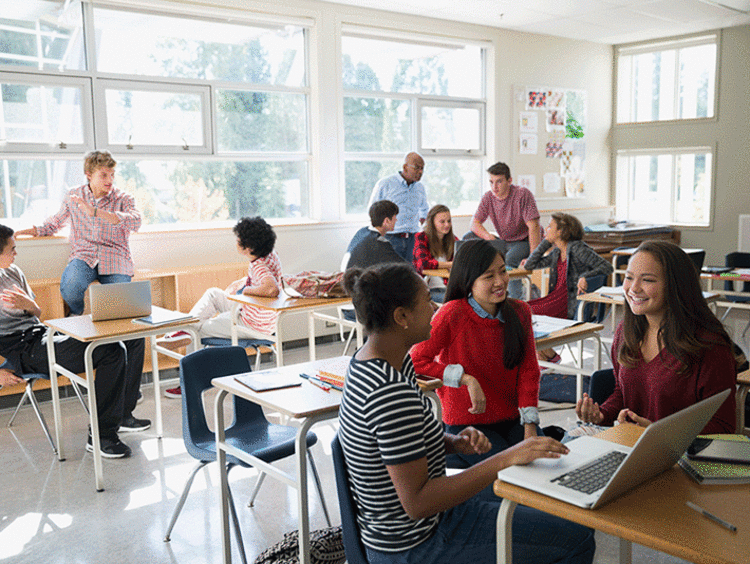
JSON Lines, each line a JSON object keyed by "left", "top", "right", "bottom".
{"left": 326, "top": 0, "right": 750, "bottom": 44}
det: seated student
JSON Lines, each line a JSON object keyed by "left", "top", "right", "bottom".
{"left": 162, "top": 216, "right": 281, "bottom": 398}
{"left": 411, "top": 240, "right": 542, "bottom": 468}
{"left": 576, "top": 240, "right": 736, "bottom": 435}
{"left": 338, "top": 263, "right": 595, "bottom": 564}
{"left": 413, "top": 204, "right": 456, "bottom": 303}
{"left": 469, "top": 162, "right": 541, "bottom": 299}
{"left": 15, "top": 151, "right": 141, "bottom": 316}
{"left": 346, "top": 200, "right": 406, "bottom": 270}
{"left": 522, "top": 213, "right": 613, "bottom": 362}
{"left": 0, "top": 225, "right": 147, "bottom": 458}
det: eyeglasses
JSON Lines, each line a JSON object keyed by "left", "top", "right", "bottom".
{"left": 407, "top": 164, "right": 424, "bottom": 171}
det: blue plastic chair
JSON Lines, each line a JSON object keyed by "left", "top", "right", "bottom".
{"left": 331, "top": 433, "right": 369, "bottom": 564}
{"left": 199, "top": 336, "right": 276, "bottom": 370}
{"left": 720, "top": 252, "right": 750, "bottom": 338}
{"left": 163, "top": 346, "right": 330, "bottom": 561}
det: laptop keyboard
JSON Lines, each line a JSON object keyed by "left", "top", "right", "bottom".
{"left": 551, "top": 451, "right": 627, "bottom": 494}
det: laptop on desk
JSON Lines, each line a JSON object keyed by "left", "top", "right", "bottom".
{"left": 497, "top": 389, "right": 730, "bottom": 509}
{"left": 89, "top": 280, "right": 152, "bottom": 321}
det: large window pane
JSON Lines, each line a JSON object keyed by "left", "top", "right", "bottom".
{"left": 0, "top": 1, "right": 85, "bottom": 71}
{"left": 679, "top": 44, "right": 716, "bottom": 119}
{"left": 117, "top": 160, "right": 308, "bottom": 224}
{"left": 342, "top": 36, "right": 482, "bottom": 98}
{"left": 217, "top": 90, "right": 306, "bottom": 152}
{"left": 93, "top": 8, "right": 306, "bottom": 86}
{"left": 343, "top": 97, "right": 410, "bottom": 153}
{"left": 1, "top": 81, "right": 85, "bottom": 144}
{"left": 421, "top": 106, "right": 481, "bottom": 151}
{"left": 675, "top": 152, "right": 711, "bottom": 224}
{"left": 0, "top": 159, "right": 83, "bottom": 222}
{"left": 104, "top": 88, "right": 204, "bottom": 147}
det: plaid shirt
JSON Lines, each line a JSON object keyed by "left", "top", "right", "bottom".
{"left": 36, "top": 184, "right": 141, "bottom": 276}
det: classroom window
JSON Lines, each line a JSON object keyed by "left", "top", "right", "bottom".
{"left": 616, "top": 35, "right": 717, "bottom": 123}
{"left": 615, "top": 149, "right": 712, "bottom": 226}
{"left": 342, "top": 30, "right": 486, "bottom": 215}
{"left": 0, "top": 159, "right": 83, "bottom": 221}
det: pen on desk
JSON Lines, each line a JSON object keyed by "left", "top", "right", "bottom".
{"left": 686, "top": 501, "right": 737, "bottom": 533}
{"left": 300, "top": 373, "right": 330, "bottom": 392}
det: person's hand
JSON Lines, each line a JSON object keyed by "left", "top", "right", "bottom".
{"left": 523, "top": 424, "right": 537, "bottom": 440}
{"left": 1, "top": 284, "right": 36, "bottom": 312}
{"left": 617, "top": 409, "right": 651, "bottom": 427}
{"left": 14, "top": 227, "right": 38, "bottom": 237}
{"left": 70, "top": 193, "right": 96, "bottom": 217}
{"left": 502, "top": 436, "right": 569, "bottom": 466}
{"left": 451, "top": 427, "right": 491, "bottom": 455}
{"left": 577, "top": 277, "right": 588, "bottom": 294}
{"left": 225, "top": 279, "right": 244, "bottom": 294}
{"left": 463, "top": 375, "right": 486, "bottom": 414}
{"left": 519, "top": 259, "right": 527, "bottom": 268}
{"left": 0, "top": 368, "right": 23, "bottom": 387}
{"left": 576, "top": 393, "right": 604, "bottom": 424}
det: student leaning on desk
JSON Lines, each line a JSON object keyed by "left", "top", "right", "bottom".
{"left": 576, "top": 240, "right": 737, "bottom": 435}
{"left": 338, "top": 262, "right": 595, "bottom": 564}
{"left": 0, "top": 224, "right": 148, "bottom": 459}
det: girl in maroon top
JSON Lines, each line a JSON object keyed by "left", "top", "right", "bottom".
{"left": 411, "top": 240, "right": 542, "bottom": 466}
{"left": 576, "top": 241, "right": 737, "bottom": 434}
{"left": 413, "top": 205, "right": 457, "bottom": 303}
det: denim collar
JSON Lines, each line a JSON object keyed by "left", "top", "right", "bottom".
{"left": 468, "top": 295, "right": 504, "bottom": 322}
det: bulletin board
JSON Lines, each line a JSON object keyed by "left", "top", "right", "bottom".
{"left": 512, "top": 85, "right": 587, "bottom": 199}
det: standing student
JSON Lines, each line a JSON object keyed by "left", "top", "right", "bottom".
{"left": 161, "top": 217, "right": 281, "bottom": 398}
{"left": 338, "top": 262, "right": 595, "bottom": 564}
{"left": 15, "top": 151, "right": 141, "bottom": 316}
{"left": 469, "top": 162, "right": 540, "bottom": 299}
{"left": 523, "top": 213, "right": 613, "bottom": 362}
{"left": 413, "top": 204, "right": 456, "bottom": 303}
{"left": 576, "top": 240, "right": 736, "bottom": 435}
{"left": 368, "top": 152, "right": 430, "bottom": 261}
{"left": 411, "top": 240, "right": 542, "bottom": 468}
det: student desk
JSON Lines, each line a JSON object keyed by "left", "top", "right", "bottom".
{"left": 494, "top": 423, "right": 750, "bottom": 564}
{"left": 422, "top": 268, "right": 534, "bottom": 299}
{"left": 534, "top": 321, "right": 604, "bottom": 401}
{"left": 701, "top": 271, "right": 750, "bottom": 329}
{"left": 212, "top": 356, "right": 442, "bottom": 564}
{"left": 43, "top": 312, "right": 199, "bottom": 491}
{"left": 226, "top": 293, "right": 361, "bottom": 366}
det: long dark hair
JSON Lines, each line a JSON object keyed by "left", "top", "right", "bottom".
{"left": 444, "top": 240, "right": 525, "bottom": 369}
{"left": 344, "top": 263, "right": 424, "bottom": 333}
{"left": 423, "top": 204, "right": 455, "bottom": 260}
{"left": 619, "top": 240, "right": 732, "bottom": 372}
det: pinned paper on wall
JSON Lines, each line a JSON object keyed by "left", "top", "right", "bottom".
{"left": 519, "top": 112, "right": 538, "bottom": 133}
{"left": 546, "top": 90, "right": 565, "bottom": 109}
{"left": 545, "top": 140, "right": 563, "bottom": 158}
{"left": 543, "top": 173, "right": 561, "bottom": 194}
{"left": 545, "top": 109, "right": 565, "bottom": 132}
{"left": 526, "top": 90, "right": 547, "bottom": 109}
{"left": 516, "top": 175, "right": 536, "bottom": 194}
{"left": 519, "top": 134, "right": 538, "bottom": 155}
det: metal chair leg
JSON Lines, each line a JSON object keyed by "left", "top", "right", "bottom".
{"left": 226, "top": 475, "right": 248, "bottom": 564}
{"left": 70, "top": 380, "right": 89, "bottom": 414}
{"left": 247, "top": 472, "right": 267, "bottom": 507}
{"left": 7, "top": 385, "right": 31, "bottom": 427}
{"left": 164, "top": 461, "right": 209, "bottom": 541}
{"left": 343, "top": 326, "right": 356, "bottom": 356}
{"left": 26, "top": 384, "right": 58, "bottom": 454}
{"left": 308, "top": 449, "right": 332, "bottom": 527}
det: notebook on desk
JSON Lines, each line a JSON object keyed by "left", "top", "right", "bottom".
{"left": 497, "top": 389, "right": 729, "bottom": 509}
{"left": 90, "top": 281, "right": 152, "bottom": 321}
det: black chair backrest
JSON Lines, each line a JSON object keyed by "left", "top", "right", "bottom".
{"left": 331, "top": 434, "right": 368, "bottom": 564}
{"left": 588, "top": 368, "right": 615, "bottom": 405}
{"left": 725, "top": 252, "right": 750, "bottom": 293}
{"left": 688, "top": 250, "right": 706, "bottom": 272}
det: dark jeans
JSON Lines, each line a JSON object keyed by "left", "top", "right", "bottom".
{"left": 19, "top": 329, "right": 145, "bottom": 438}
{"left": 60, "top": 259, "right": 132, "bottom": 316}
{"left": 384, "top": 232, "right": 416, "bottom": 262}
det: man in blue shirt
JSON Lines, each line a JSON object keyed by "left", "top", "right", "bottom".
{"left": 368, "top": 152, "right": 429, "bottom": 261}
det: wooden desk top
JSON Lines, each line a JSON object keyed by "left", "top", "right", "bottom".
{"left": 701, "top": 270, "right": 750, "bottom": 282}
{"left": 44, "top": 311, "right": 198, "bottom": 341}
{"left": 227, "top": 292, "right": 351, "bottom": 312}
{"left": 494, "top": 424, "right": 750, "bottom": 564}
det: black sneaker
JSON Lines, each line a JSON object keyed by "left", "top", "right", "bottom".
{"left": 119, "top": 416, "right": 151, "bottom": 433}
{"left": 86, "top": 434, "right": 132, "bottom": 459}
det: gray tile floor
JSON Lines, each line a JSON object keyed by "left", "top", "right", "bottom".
{"left": 0, "top": 328, "right": 707, "bottom": 564}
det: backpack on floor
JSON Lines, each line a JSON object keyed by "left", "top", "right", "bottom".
{"left": 253, "top": 526, "right": 346, "bottom": 564}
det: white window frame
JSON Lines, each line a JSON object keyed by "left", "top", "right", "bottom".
{"left": 0, "top": 72, "right": 93, "bottom": 154}
{"left": 416, "top": 99, "right": 485, "bottom": 156}
{"left": 615, "top": 33, "right": 719, "bottom": 125}
{"left": 615, "top": 146, "right": 714, "bottom": 227}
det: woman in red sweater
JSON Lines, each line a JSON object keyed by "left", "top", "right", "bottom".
{"left": 577, "top": 240, "right": 737, "bottom": 435}
{"left": 413, "top": 204, "right": 457, "bottom": 302}
{"left": 411, "top": 239, "right": 541, "bottom": 466}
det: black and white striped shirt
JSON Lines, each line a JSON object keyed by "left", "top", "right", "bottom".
{"left": 338, "top": 355, "right": 446, "bottom": 552}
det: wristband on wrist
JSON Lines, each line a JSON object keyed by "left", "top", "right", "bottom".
{"left": 443, "top": 364, "right": 464, "bottom": 388}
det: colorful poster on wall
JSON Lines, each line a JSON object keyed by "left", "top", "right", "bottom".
{"left": 546, "top": 90, "right": 565, "bottom": 109}
{"left": 545, "top": 140, "right": 563, "bottom": 158}
{"left": 516, "top": 175, "right": 536, "bottom": 194}
{"left": 526, "top": 90, "right": 546, "bottom": 109}
{"left": 519, "top": 133, "right": 538, "bottom": 155}
{"left": 519, "top": 112, "right": 538, "bottom": 133}
{"left": 545, "top": 109, "right": 565, "bottom": 132}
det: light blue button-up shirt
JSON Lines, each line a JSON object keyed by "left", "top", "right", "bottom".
{"left": 369, "top": 172, "right": 429, "bottom": 234}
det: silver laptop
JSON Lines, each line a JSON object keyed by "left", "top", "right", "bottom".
{"left": 497, "top": 389, "right": 730, "bottom": 509}
{"left": 89, "top": 280, "right": 152, "bottom": 321}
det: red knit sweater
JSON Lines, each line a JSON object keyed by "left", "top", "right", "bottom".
{"left": 410, "top": 298, "right": 540, "bottom": 426}
{"left": 600, "top": 323, "right": 737, "bottom": 434}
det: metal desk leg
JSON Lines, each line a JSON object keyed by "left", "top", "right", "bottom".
{"left": 150, "top": 335, "right": 163, "bottom": 438}
{"left": 619, "top": 539, "right": 632, "bottom": 564}
{"left": 308, "top": 311, "right": 316, "bottom": 362}
{"left": 46, "top": 328, "right": 65, "bottom": 462}
{"left": 294, "top": 414, "right": 323, "bottom": 564}
{"left": 215, "top": 389, "right": 232, "bottom": 564}
{"left": 84, "top": 342, "right": 104, "bottom": 491}
{"left": 496, "top": 498, "right": 517, "bottom": 564}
